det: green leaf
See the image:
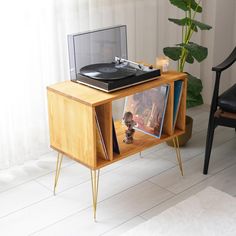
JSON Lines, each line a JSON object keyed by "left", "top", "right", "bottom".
{"left": 191, "top": 24, "right": 198, "bottom": 32}
{"left": 168, "top": 17, "right": 211, "bottom": 32}
{"left": 189, "top": 0, "right": 202, "bottom": 13}
{"left": 163, "top": 47, "right": 182, "bottom": 61}
{"left": 169, "top": 0, "right": 189, "bottom": 11}
{"left": 192, "top": 19, "right": 212, "bottom": 30}
{"left": 169, "top": 17, "right": 196, "bottom": 31}
{"left": 187, "top": 73, "right": 203, "bottom": 95}
{"left": 168, "top": 17, "right": 188, "bottom": 26}
{"left": 185, "top": 52, "right": 194, "bottom": 64}
{"left": 187, "top": 94, "right": 203, "bottom": 108}
{"left": 169, "top": 0, "right": 202, "bottom": 12}
{"left": 179, "top": 42, "right": 208, "bottom": 62}
{"left": 186, "top": 73, "right": 203, "bottom": 108}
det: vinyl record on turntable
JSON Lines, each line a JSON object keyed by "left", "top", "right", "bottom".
{"left": 80, "top": 63, "right": 136, "bottom": 80}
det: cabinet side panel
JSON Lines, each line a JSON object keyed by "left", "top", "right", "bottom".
{"left": 47, "top": 90, "right": 96, "bottom": 168}
{"left": 163, "top": 82, "right": 174, "bottom": 136}
{"left": 95, "top": 103, "right": 113, "bottom": 160}
{"left": 176, "top": 78, "right": 187, "bottom": 131}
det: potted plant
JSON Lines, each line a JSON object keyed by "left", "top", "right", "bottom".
{"left": 163, "top": 0, "right": 212, "bottom": 146}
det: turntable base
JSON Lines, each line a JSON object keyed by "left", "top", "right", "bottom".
{"left": 74, "top": 62, "right": 161, "bottom": 92}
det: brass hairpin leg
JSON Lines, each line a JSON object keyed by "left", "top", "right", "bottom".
{"left": 53, "top": 152, "right": 63, "bottom": 195}
{"left": 90, "top": 169, "right": 100, "bottom": 221}
{"left": 173, "top": 136, "right": 184, "bottom": 176}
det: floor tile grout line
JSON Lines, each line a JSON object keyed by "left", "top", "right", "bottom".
{"left": 28, "top": 205, "right": 94, "bottom": 236}
{"left": 149, "top": 128, "right": 236, "bottom": 167}
{"left": 138, "top": 214, "right": 148, "bottom": 221}
{"left": 0, "top": 159, "right": 75, "bottom": 195}
{"left": 47, "top": 160, "right": 178, "bottom": 199}
{"left": 139, "top": 161, "right": 236, "bottom": 219}
{"left": 205, "top": 161, "right": 236, "bottom": 180}
{"left": 142, "top": 149, "right": 206, "bottom": 182}
{"left": 33, "top": 156, "right": 144, "bottom": 195}
{"left": 1, "top": 176, "right": 159, "bottom": 232}
{"left": 0, "top": 194, "right": 54, "bottom": 220}
{"left": 0, "top": 154, "right": 140, "bottom": 196}
{"left": 147, "top": 142, "right": 236, "bottom": 196}
{"left": 34, "top": 179, "right": 56, "bottom": 193}
{"left": 34, "top": 157, "right": 177, "bottom": 197}
{"left": 0, "top": 155, "right": 176, "bottom": 223}
{"left": 99, "top": 216, "right": 146, "bottom": 236}
{"left": 0, "top": 170, "right": 55, "bottom": 194}
{"left": 147, "top": 179, "right": 177, "bottom": 195}
{"left": 33, "top": 149, "right": 177, "bottom": 196}
{"left": 28, "top": 179, "right": 162, "bottom": 236}
{"left": 0, "top": 176, "right": 95, "bottom": 221}
{"left": 175, "top": 134, "right": 236, "bottom": 166}
{"left": 193, "top": 126, "right": 236, "bottom": 136}
{"left": 147, "top": 169, "right": 214, "bottom": 196}
{"left": 138, "top": 193, "right": 181, "bottom": 220}
{"left": 138, "top": 178, "right": 212, "bottom": 219}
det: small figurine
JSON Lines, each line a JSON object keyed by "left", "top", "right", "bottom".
{"left": 123, "top": 111, "right": 136, "bottom": 144}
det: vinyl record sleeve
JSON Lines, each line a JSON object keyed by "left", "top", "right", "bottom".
{"left": 173, "top": 80, "right": 183, "bottom": 127}
{"left": 95, "top": 112, "right": 109, "bottom": 160}
{"left": 123, "top": 85, "right": 169, "bottom": 138}
{"left": 112, "top": 118, "right": 120, "bottom": 154}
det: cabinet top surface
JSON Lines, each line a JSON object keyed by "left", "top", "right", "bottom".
{"left": 47, "top": 71, "right": 186, "bottom": 106}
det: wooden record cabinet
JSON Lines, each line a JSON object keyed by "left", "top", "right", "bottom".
{"left": 47, "top": 71, "right": 187, "bottom": 219}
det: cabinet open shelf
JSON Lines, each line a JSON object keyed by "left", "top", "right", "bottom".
{"left": 96, "top": 120, "right": 185, "bottom": 169}
{"left": 114, "top": 120, "right": 185, "bottom": 157}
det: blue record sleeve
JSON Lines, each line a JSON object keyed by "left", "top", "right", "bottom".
{"left": 173, "top": 80, "right": 183, "bottom": 127}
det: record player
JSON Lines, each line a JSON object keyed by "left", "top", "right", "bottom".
{"left": 68, "top": 25, "right": 160, "bottom": 92}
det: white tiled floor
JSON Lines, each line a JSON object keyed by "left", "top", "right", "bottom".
{"left": 0, "top": 105, "right": 235, "bottom": 236}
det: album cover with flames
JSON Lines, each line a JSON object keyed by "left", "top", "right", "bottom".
{"left": 123, "top": 85, "right": 169, "bottom": 138}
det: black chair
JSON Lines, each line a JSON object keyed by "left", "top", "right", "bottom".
{"left": 203, "top": 47, "right": 236, "bottom": 175}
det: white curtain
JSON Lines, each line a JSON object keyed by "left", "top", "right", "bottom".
{"left": 0, "top": 0, "right": 139, "bottom": 169}
{"left": 0, "top": 0, "right": 235, "bottom": 169}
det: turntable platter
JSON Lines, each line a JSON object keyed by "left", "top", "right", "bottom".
{"left": 80, "top": 63, "right": 136, "bottom": 80}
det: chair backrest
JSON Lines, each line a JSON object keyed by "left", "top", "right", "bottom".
{"left": 212, "top": 47, "right": 236, "bottom": 72}
{"left": 211, "top": 47, "right": 236, "bottom": 113}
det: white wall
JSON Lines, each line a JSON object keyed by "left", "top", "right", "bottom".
{"left": 200, "top": 0, "right": 217, "bottom": 105}
{"left": 210, "top": 0, "right": 236, "bottom": 98}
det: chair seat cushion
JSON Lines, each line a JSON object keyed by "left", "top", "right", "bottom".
{"left": 218, "top": 83, "right": 236, "bottom": 113}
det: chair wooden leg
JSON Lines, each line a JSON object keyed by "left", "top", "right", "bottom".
{"left": 203, "top": 120, "right": 215, "bottom": 175}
